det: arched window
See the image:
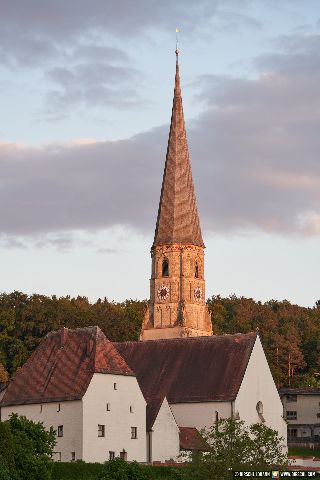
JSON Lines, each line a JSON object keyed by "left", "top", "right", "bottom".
{"left": 195, "top": 262, "right": 199, "bottom": 278}
{"left": 162, "top": 258, "right": 169, "bottom": 277}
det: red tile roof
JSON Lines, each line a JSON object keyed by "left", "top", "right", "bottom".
{"left": 179, "top": 427, "right": 209, "bottom": 451}
{"left": 1, "top": 326, "right": 134, "bottom": 407}
{"left": 114, "top": 332, "right": 257, "bottom": 404}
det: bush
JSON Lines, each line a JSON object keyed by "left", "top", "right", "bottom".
{"left": 99, "top": 458, "right": 155, "bottom": 480}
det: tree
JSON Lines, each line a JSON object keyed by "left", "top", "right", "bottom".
{"left": 0, "top": 362, "right": 9, "bottom": 383}
{"left": 0, "top": 421, "right": 16, "bottom": 479}
{"left": 183, "top": 418, "right": 287, "bottom": 480}
{"left": 0, "top": 414, "right": 56, "bottom": 480}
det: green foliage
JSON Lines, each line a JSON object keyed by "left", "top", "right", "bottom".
{"left": 3, "top": 413, "right": 56, "bottom": 480}
{"left": 52, "top": 462, "right": 183, "bottom": 480}
{"left": 0, "top": 421, "right": 16, "bottom": 478}
{"left": 99, "top": 458, "right": 155, "bottom": 480}
{"left": 0, "top": 461, "right": 12, "bottom": 480}
{"left": 52, "top": 462, "right": 105, "bottom": 480}
{"left": 183, "top": 418, "right": 287, "bottom": 480}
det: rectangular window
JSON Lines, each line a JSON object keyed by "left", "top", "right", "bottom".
{"left": 40, "top": 404, "right": 43, "bottom": 413}
{"left": 106, "top": 403, "right": 110, "bottom": 411}
{"left": 71, "top": 452, "right": 75, "bottom": 461}
{"left": 288, "top": 428, "right": 297, "bottom": 438}
{"left": 113, "top": 383, "right": 117, "bottom": 390}
{"left": 120, "top": 450, "right": 127, "bottom": 460}
{"left": 57, "top": 403, "right": 61, "bottom": 412}
{"left": 286, "top": 395, "right": 297, "bottom": 402}
{"left": 286, "top": 411, "right": 297, "bottom": 420}
{"left": 109, "top": 451, "right": 115, "bottom": 461}
{"left": 57, "top": 425, "right": 63, "bottom": 437}
{"left": 131, "top": 427, "right": 137, "bottom": 439}
{"left": 98, "top": 424, "right": 105, "bottom": 437}
{"left": 130, "top": 405, "right": 133, "bottom": 413}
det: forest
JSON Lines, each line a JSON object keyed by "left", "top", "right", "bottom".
{"left": 0, "top": 291, "right": 319, "bottom": 388}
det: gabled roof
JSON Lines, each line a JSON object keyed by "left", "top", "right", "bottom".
{"left": 180, "top": 427, "right": 209, "bottom": 451}
{"left": 114, "top": 332, "right": 257, "bottom": 404}
{"left": 1, "top": 326, "right": 134, "bottom": 407}
{"left": 153, "top": 51, "right": 204, "bottom": 248}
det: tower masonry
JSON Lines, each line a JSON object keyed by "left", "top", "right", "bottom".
{"left": 140, "top": 51, "right": 212, "bottom": 340}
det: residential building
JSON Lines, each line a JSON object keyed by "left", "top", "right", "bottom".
{"left": 279, "top": 387, "right": 320, "bottom": 447}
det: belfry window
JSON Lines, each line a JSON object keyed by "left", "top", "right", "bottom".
{"left": 195, "top": 263, "right": 199, "bottom": 278}
{"left": 162, "top": 258, "right": 169, "bottom": 277}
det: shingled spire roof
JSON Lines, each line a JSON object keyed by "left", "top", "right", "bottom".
{"left": 153, "top": 51, "right": 204, "bottom": 248}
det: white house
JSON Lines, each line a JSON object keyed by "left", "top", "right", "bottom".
{"left": 279, "top": 387, "right": 320, "bottom": 447}
{"left": 114, "top": 331, "right": 287, "bottom": 448}
{"left": 0, "top": 326, "right": 147, "bottom": 463}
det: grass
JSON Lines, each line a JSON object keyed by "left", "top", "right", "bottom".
{"left": 288, "top": 446, "right": 320, "bottom": 457}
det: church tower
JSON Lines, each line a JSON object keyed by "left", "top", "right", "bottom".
{"left": 140, "top": 50, "right": 212, "bottom": 341}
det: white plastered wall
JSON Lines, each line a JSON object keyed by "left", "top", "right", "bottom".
{"left": 82, "top": 373, "right": 146, "bottom": 463}
{"left": 151, "top": 398, "right": 180, "bottom": 462}
{"left": 282, "top": 394, "right": 320, "bottom": 426}
{"left": 235, "top": 336, "right": 287, "bottom": 445}
{"left": 170, "top": 401, "right": 231, "bottom": 430}
{"left": 1, "top": 400, "right": 83, "bottom": 462}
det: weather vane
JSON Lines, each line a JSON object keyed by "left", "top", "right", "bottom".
{"left": 175, "top": 27, "right": 180, "bottom": 55}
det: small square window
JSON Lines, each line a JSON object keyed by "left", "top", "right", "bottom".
{"left": 57, "top": 425, "right": 63, "bottom": 437}
{"left": 71, "top": 452, "right": 75, "bottom": 461}
{"left": 98, "top": 424, "right": 105, "bottom": 437}
{"left": 114, "top": 383, "right": 117, "bottom": 390}
{"left": 286, "top": 411, "right": 297, "bottom": 420}
{"left": 131, "top": 426, "right": 137, "bottom": 439}
{"left": 109, "top": 451, "right": 115, "bottom": 461}
{"left": 286, "top": 395, "right": 297, "bottom": 403}
{"left": 106, "top": 403, "right": 110, "bottom": 411}
{"left": 130, "top": 405, "right": 133, "bottom": 413}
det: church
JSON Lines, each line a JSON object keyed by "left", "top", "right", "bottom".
{"left": 0, "top": 51, "right": 287, "bottom": 463}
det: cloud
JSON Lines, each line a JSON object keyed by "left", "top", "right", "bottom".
{"left": 1, "top": 30, "right": 320, "bottom": 240}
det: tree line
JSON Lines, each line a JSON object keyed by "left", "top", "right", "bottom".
{"left": 0, "top": 291, "right": 319, "bottom": 388}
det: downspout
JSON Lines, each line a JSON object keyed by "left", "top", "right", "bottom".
{"left": 147, "top": 430, "right": 153, "bottom": 464}
{"left": 230, "top": 400, "right": 235, "bottom": 419}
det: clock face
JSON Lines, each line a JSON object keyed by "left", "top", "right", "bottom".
{"left": 194, "top": 287, "right": 202, "bottom": 301}
{"left": 158, "top": 285, "right": 169, "bottom": 301}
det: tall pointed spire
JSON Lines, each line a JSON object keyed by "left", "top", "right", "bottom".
{"left": 153, "top": 50, "right": 204, "bottom": 248}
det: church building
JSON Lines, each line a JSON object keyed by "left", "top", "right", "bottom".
{"left": 0, "top": 50, "right": 287, "bottom": 463}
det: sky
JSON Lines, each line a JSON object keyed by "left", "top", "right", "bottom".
{"left": 1, "top": 0, "right": 320, "bottom": 307}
